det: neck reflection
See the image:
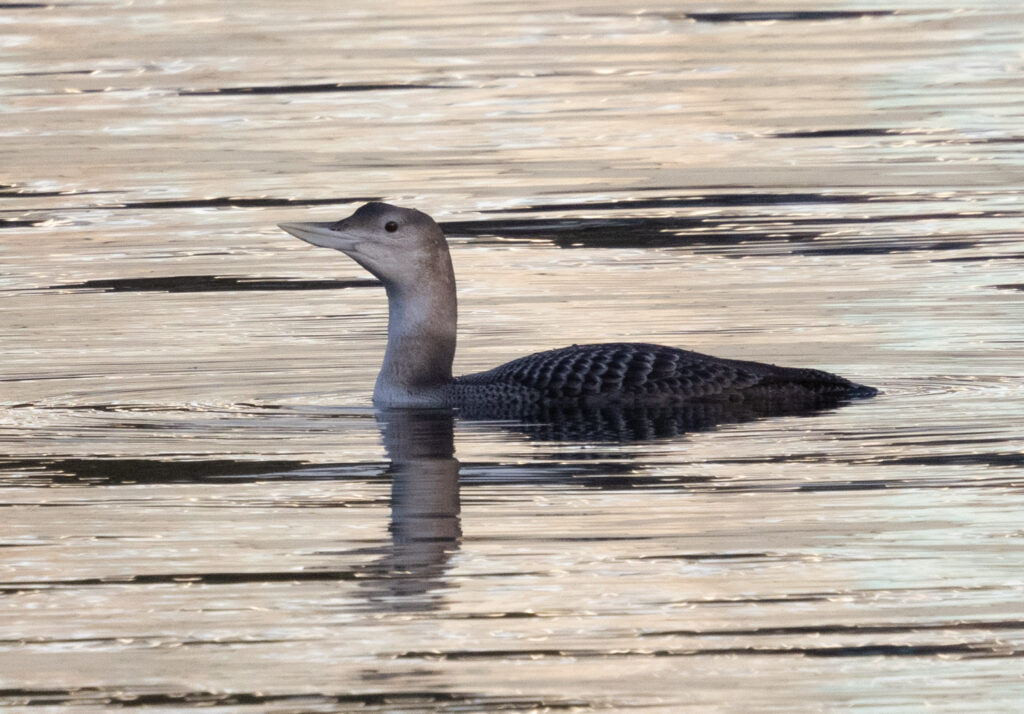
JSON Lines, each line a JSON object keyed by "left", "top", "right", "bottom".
{"left": 358, "top": 408, "right": 461, "bottom": 609}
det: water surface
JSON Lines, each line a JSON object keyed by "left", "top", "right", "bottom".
{"left": 2, "top": 1, "right": 1023, "bottom": 711}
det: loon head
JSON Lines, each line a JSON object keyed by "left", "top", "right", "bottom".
{"left": 279, "top": 202, "right": 450, "bottom": 287}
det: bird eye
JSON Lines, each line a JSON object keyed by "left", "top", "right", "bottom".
{"left": 384, "top": 221, "right": 398, "bottom": 233}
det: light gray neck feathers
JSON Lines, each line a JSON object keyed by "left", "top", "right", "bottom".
{"left": 374, "top": 255, "right": 457, "bottom": 406}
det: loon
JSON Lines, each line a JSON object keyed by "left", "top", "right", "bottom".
{"left": 279, "top": 202, "right": 876, "bottom": 410}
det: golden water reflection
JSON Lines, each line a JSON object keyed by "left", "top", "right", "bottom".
{"left": 3, "top": 0, "right": 1024, "bottom": 710}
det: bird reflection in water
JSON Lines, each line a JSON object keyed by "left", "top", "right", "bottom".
{"left": 355, "top": 408, "right": 461, "bottom": 609}
{"left": 357, "top": 394, "right": 860, "bottom": 607}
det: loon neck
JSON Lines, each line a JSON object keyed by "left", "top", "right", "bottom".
{"left": 374, "top": 265, "right": 458, "bottom": 406}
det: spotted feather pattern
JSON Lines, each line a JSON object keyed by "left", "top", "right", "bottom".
{"left": 452, "top": 342, "right": 870, "bottom": 408}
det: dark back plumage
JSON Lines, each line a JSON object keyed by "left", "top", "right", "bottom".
{"left": 454, "top": 342, "right": 873, "bottom": 408}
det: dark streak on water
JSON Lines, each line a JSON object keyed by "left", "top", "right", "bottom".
{"left": 4, "top": 449, "right": 1020, "bottom": 494}
{"left": 0, "top": 457, "right": 311, "bottom": 484}
{"left": 11, "top": 195, "right": 379, "bottom": 211}
{"left": 438, "top": 190, "right": 1022, "bottom": 254}
{"left": 3, "top": 454, "right": 721, "bottom": 490}
{"left": 488, "top": 191, "right": 887, "bottom": 212}
{"left": 644, "top": 620, "right": 1024, "bottom": 637}
{"left": 0, "top": 195, "right": 379, "bottom": 227}
{"left": 0, "top": 69, "right": 101, "bottom": 77}
{"left": 443, "top": 212, "right": 1013, "bottom": 253}
{"left": 179, "top": 82, "right": 452, "bottom": 96}
{"left": 774, "top": 128, "right": 899, "bottom": 139}
{"left": 0, "top": 689, "right": 589, "bottom": 711}
{"left": 396, "top": 642, "right": 1016, "bottom": 660}
{"left": 3, "top": 570, "right": 365, "bottom": 590}
{"left": 6, "top": 188, "right": 1017, "bottom": 263}
{"left": 682, "top": 11, "right": 897, "bottom": 23}
{"left": 937, "top": 254, "right": 1024, "bottom": 263}
{"left": 48, "top": 275, "right": 380, "bottom": 293}
{"left": 773, "top": 129, "right": 1024, "bottom": 145}
{"left": 0, "top": 218, "right": 43, "bottom": 228}
{"left": 101, "top": 196, "right": 380, "bottom": 210}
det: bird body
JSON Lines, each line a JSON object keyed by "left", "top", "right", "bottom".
{"left": 453, "top": 342, "right": 872, "bottom": 408}
{"left": 279, "top": 202, "right": 875, "bottom": 412}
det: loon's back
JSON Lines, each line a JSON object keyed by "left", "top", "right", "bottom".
{"left": 451, "top": 342, "right": 875, "bottom": 410}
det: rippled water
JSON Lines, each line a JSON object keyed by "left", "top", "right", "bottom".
{"left": 2, "top": 1, "right": 1024, "bottom": 711}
